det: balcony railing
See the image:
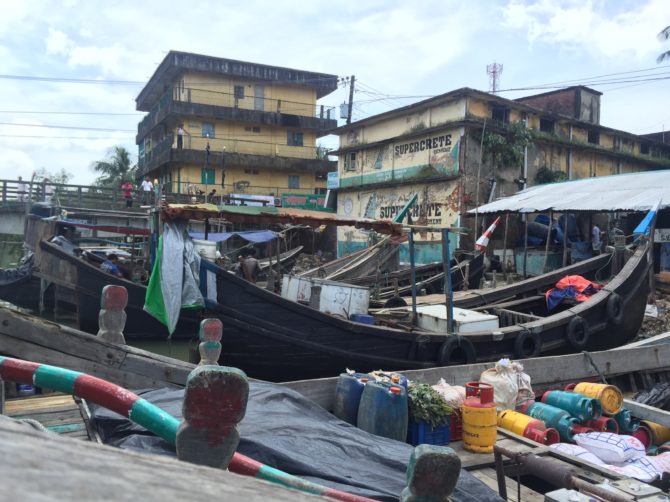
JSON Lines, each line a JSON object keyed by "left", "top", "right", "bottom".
{"left": 138, "top": 86, "right": 335, "bottom": 133}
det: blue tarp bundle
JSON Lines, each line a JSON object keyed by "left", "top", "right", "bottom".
{"left": 188, "top": 230, "right": 277, "bottom": 243}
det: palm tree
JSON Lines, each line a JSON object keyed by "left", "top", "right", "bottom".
{"left": 659, "top": 25, "right": 670, "bottom": 63}
{"left": 91, "top": 146, "right": 136, "bottom": 188}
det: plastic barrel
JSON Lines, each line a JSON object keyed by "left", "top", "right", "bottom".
{"left": 333, "top": 373, "right": 370, "bottom": 425}
{"left": 357, "top": 380, "right": 408, "bottom": 441}
{"left": 569, "top": 382, "right": 623, "bottom": 416}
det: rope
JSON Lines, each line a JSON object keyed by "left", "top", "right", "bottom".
{"left": 581, "top": 350, "right": 608, "bottom": 384}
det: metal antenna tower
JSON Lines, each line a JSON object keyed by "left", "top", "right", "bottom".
{"left": 486, "top": 62, "right": 503, "bottom": 93}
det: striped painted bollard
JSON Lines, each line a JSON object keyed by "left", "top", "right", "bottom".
{"left": 400, "top": 444, "right": 461, "bottom": 502}
{"left": 176, "top": 365, "right": 248, "bottom": 469}
{"left": 198, "top": 318, "right": 222, "bottom": 366}
{"left": 96, "top": 285, "right": 128, "bottom": 344}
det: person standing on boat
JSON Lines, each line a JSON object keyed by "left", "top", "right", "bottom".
{"left": 592, "top": 223, "right": 604, "bottom": 255}
{"left": 101, "top": 253, "right": 124, "bottom": 278}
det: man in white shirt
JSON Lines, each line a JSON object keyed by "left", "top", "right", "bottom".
{"left": 17, "top": 176, "right": 28, "bottom": 202}
{"left": 141, "top": 176, "right": 154, "bottom": 205}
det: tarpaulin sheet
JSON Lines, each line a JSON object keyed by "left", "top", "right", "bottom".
{"left": 89, "top": 382, "right": 502, "bottom": 502}
{"left": 188, "top": 230, "right": 277, "bottom": 243}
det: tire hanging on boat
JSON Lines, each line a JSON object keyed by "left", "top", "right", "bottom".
{"left": 437, "top": 335, "right": 476, "bottom": 366}
{"left": 606, "top": 292, "right": 624, "bottom": 325}
{"left": 566, "top": 315, "right": 591, "bottom": 350}
{"left": 383, "top": 296, "right": 407, "bottom": 308}
{"left": 514, "top": 329, "right": 542, "bottom": 359}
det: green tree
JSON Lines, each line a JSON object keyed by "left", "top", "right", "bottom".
{"left": 481, "top": 120, "right": 533, "bottom": 169}
{"left": 91, "top": 146, "right": 136, "bottom": 188}
{"left": 659, "top": 25, "right": 670, "bottom": 63}
{"left": 48, "top": 168, "right": 73, "bottom": 184}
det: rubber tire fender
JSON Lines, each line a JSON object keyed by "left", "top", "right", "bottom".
{"left": 606, "top": 292, "right": 624, "bottom": 326}
{"left": 514, "top": 329, "right": 542, "bottom": 359}
{"left": 437, "top": 336, "right": 476, "bottom": 366}
{"left": 566, "top": 316, "right": 591, "bottom": 350}
{"left": 383, "top": 296, "right": 407, "bottom": 308}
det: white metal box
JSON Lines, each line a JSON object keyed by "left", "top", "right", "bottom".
{"left": 415, "top": 305, "right": 499, "bottom": 334}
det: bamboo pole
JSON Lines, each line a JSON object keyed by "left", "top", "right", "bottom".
{"left": 542, "top": 210, "right": 553, "bottom": 273}
{"left": 501, "top": 213, "right": 509, "bottom": 281}
{"left": 523, "top": 215, "right": 529, "bottom": 278}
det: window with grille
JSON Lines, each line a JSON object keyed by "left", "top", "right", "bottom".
{"left": 234, "top": 85, "right": 244, "bottom": 99}
{"left": 287, "top": 131, "right": 304, "bottom": 147}
{"left": 288, "top": 175, "right": 300, "bottom": 189}
{"left": 202, "top": 122, "right": 215, "bottom": 138}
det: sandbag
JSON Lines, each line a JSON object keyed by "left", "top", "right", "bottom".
{"left": 432, "top": 379, "right": 466, "bottom": 409}
{"left": 480, "top": 359, "right": 518, "bottom": 412}
{"left": 605, "top": 462, "right": 658, "bottom": 483}
{"left": 574, "top": 432, "right": 645, "bottom": 463}
{"left": 511, "top": 362, "right": 534, "bottom": 411}
{"left": 549, "top": 443, "right": 605, "bottom": 466}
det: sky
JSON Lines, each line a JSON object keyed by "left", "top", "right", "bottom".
{"left": 0, "top": 0, "right": 668, "bottom": 185}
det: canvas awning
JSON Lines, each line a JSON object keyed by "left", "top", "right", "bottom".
{"left": 469, "top": 170, "right": 670, "bottom": 214}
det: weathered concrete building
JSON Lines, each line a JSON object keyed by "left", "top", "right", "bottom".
{"left": 332, "top": 86, "right": 670, "bottom": 262}
{"left": 135, "top": 51, "right": 338, "bottom": 204}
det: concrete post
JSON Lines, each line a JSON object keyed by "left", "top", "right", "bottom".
{"left": 176, "top": 365, "right": 249, "bottom": 469}
{"left": 198, "top": 318, "right": 222, "bottom": 366}
{"left": 400, "top": 444, "right": 461, "bottom": 502}
{"left": 96, "top": 285, "right": 127, "bottom": 344}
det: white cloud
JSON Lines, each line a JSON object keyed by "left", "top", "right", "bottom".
{"left": 45, "top": 27, "right": 74, "bottom": 56}
{"left": 502, "top": 0, "right": 670, "bottom": 61}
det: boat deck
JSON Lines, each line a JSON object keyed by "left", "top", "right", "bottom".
{"left": 449, "top": 428, "right": 667, "bottom": 501}
{"left": 4, "top": 393, "right": 97, "bottom": 441}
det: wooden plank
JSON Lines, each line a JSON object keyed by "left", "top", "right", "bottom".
{"left": 622, "top": 399, "right": 670, "bottom": 428}
{"left": 0, "top": 306, "right": 194, "bottom": 390}
{"left": 285, "top": 343, "right": 670, "bottom": 411}
{"left": 0, "top": 415, "right": 319, "bottom": 502}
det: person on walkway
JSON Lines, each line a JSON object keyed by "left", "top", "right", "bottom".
{"left": 140, "top": 176, "right": 154, "bottom": 205}
{"left": 17, "top": 176, "right": 28, "bottom": 202}
{"left": 101, "top": 253, "right": 124, "bottom": 278}
{"left": 121, "top": 180, "right": 134, "bottom": 208}
{"left": 177, "top": 124, "right": 185, "bottom": 149}
{"left": 43, "top": 178, "right": 54, "bottom": 203}
{"left": 592, "top": 223, "right": 604, "bottom": 255}
{"left": 207, "top": 189, "right": 217, "bottom": 203}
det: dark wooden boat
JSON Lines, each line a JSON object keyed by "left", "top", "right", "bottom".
{"left": 299, "top": 236, "right": 399, "bottom": 281}
{"left": 360, "top": 252, "right": 486, "bottom": 302}
{"left": 0, "top": 252, "right": 41, "bottom": 311}
{"left": 36, "top": 238, "right": 200, "bottom": 340}
{"left": 257, "top": 245, "right": 303, "bottom": 274}
{"left": 198, "top": 241, "right": 650, "bottom": 381}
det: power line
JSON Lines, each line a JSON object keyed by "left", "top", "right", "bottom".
{"left": 0, "top": 134, "right": 134, "bottom": 140}
{"left": 0, "top": 122, "right": 136, "bottom": 132}
{"left": 0, "top": 110, "right": 141, "bottom": 116}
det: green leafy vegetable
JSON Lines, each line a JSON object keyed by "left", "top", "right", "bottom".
{"left": 407, "top": 383, "right": 453, "bottom": 428}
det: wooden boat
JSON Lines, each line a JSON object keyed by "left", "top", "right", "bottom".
{"left": 257, "top": 245, "right": 303, "bottom": 274}
{"left": 0, "top": 252, "right": 40, "bottom": 311}
{"left": 298, "top": 236, "right": 400, "bottom": 282}
{"left": 2, "top": 304, "right": 668, "bottom": 502}
{"left": 199, "top": 241, "right": 650, "bottom": 381}
{"left": 362, "top": 252, "right": 486, "bottom": 302}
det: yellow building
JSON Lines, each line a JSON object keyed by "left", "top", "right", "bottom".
{"left": 135, "top": 51, "right": 338, "bottom": 205}
{"left": 333, "top": 86, "right": 670, "bottom": 262}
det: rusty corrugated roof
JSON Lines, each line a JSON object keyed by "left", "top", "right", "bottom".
{"left": 160, "top": 203, "right": 403, "bottom": 235}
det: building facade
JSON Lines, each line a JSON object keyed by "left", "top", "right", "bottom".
{"left": 135, "top": 51, "right": 338, "bottom": 202}
{"left": 333, "top": 86, "right": 670, "bottom": 262}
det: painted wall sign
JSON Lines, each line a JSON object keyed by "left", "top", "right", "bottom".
{"left": 282, "top": 193, "right": 331, "bottom": 212}
{"left": 394, "top": 134, "right": 452, "bottom": 156}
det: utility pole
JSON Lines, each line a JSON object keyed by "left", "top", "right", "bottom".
{"left": 346, "top": 75, "right": 355, "bottom": 124}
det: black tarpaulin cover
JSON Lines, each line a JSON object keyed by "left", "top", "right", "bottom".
{"left": 89, "top": 381, "right": 503, "bottom": 502}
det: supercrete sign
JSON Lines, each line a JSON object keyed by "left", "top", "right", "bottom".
{"left": 394, "top": 133, "right": 452, "bottom": 156}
